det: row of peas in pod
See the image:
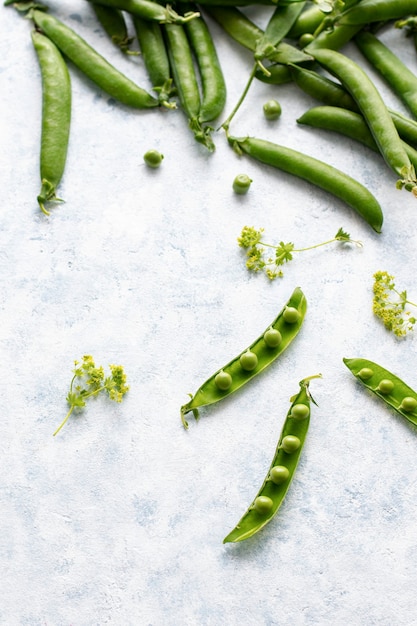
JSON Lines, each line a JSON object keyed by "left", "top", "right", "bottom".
{"left": 8, "top": 0, "right": 417, "bottom": 226}
{"left": 179, "top": 286, "right": 417, "bottom": 542}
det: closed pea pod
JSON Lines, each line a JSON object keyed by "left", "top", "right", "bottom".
{"left": 32, "top": 29, "right": 71, "bottom": 216}
{"left": 228, "top": 134, "right": 383, "bottom": 232}
{"left": 91, "top": 3, "right": 135, "bottom": 53}
{"left": 133, "top": 16, "right": 175, "bottom": 108}
{"left": 344, "top": 358, "right": 417, "bottom": 427}
{"left": 339, "top": 0, "right": 417, "bottom": 25}
{"left": 31, "top": 9, "right": 158, "bottom": 109}
{"left": 297, "top": 106, "right": 417, "bottom": 173}
{"left": 180, "top": 286, "right": 307, "bottom": 427}
{"left": 223, "top": 374, "right": 321, "bottom": 543}
{"left": 86, "top": 0, "right": 199, "bottom": 24}
{"left": 311, "top": 47, "right": 416, "bottom": 190}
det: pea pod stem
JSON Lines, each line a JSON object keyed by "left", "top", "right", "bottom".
{"left": 223, "top": 374, "right": 322, "bottom": 544}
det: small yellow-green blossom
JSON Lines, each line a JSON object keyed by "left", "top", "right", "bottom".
{"left": 53, "top": 355, "right": 129, "bottom": 436}
{"left": 373, "top": 271, "right": 417, "bottom": 337}
{"left": 238, "top": 226, "right": 361, "bottom": 280}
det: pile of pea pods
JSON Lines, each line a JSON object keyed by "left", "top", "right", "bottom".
{"left": 7, "top": 0, "right": 417, "bottom": 542}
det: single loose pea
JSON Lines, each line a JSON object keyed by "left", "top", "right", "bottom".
{"left": 263, "top": 327, "right": 282, "bottom": 348}
{"left": 400, "top": 396, "right": 417, "bottom": 412}
{"left": 214, "top": 370, "right": 232, "bottom": 391}
{"left": 377, "top": 379, "right": 394, "bottom": 395}
{"left": 263, "top": 99, "right": 282, "bottom": 121}
{"left": 358, "top": 367, "right": 374, "bottom": 380}
{"left": 283, "top": 306, "right": 301, "bottom": 324}
{"left": 299, "top": 33, "right": 315, "bottom": 48}
{"left": 281, "top": 435, "right": 301, "bottom": 453}
{"left": 269, "top": 465, "right": 290, "bottom": 485}
{"left": 290, "top": 403, "right": 310, "bottom": 420}
{"left": 144, "top": 149, "right": 164, "bottom": 168}
{"left": 239, "top": 350, "right": 258, "bottom": 371}
{"left": 253, "top": 495, "right": 273, "bottom": 515}
{"left": 233, "top": 174, "right": 252, "bottom": 194}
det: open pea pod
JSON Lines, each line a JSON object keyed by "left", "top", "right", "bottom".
{"left": 181, "top": 287, "right": 307, "bottom": 427}
{"left": 223, "top": 374, "right": 321, "bottom": 544}
{"left": 344, "top": 358, "right": 417, "bottom": 426}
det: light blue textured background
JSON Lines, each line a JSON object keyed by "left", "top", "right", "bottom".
{"left": 2, "top": 2, "right": 417, "bottom": 625}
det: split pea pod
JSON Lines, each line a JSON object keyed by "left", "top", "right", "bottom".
{"left": 228, "top": 134, "right": 383, "bottom": 232}
{"left": 297, "top": 106, "right": 417, "bottom": 172}
{"left": 31, "top": 9, "right": 158, "bottom": 109}
{"left": 344, "top": 358, "right": 417, "bottom": 428}
{"left": 133, "top": 16, "right": 175, "bottom": 108}
{"left": 32, "top": 29, "right": 71, "bottom": 216}
{"left": 355, "top": 30, "right": 417, "bottom": 119}
{"left": 86, "top": 0, "right": 199, "bottom": 24}
{"left": 289, "top": 64, "right": 417, "bottom": 148}
{"left": 223, "top": 374, "right": 321, "bottom": 544}
{"left": 339, "top": 0, "right": 417, "bottom": 25}
{"left": 91, "top": 3, "right": 135, "bottom": 53}
{"left": 183, "top": 4, "right": 227, "bottom": 124}
{"left": 311, "top": 48, "right": 415, "bottom": 186}
{"left": 181, "top": 287, "right": 307, "bottom": 428}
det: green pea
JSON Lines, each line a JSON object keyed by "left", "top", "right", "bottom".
{"left": 290, "top": 403, "right": 310, "bottom": 420}
{"left": 263, "top": 327, "right": 282, "bottom": 348}
{"left": 253, "top": 496, "right": 273, "bottom": 515}
{"left": 283, "top": 306, "right": 300, "bottom": 324}
{"left": 263, "top": 99, "right": 282, "bottom": 121}
{"left": 377, "top": 379, "right": 394, "bottom": 395}
{"left": 358, "top": 367, "right": 374, "bottom": 380}
{"left": 233, "top": 174, "right": 252, "bottom": 194}
{"left": 269, "top": 465, "right": 290, "bottom": 485}
{"left": 400, "top": 397, "right": 417, "bottom": 412}
{"left": 144, "top": 149, "right": 164, "bottom": 168}
{"left": 239, "top": 350, "right": 258, "bottom": 371}
{"left": 214, "top": 370, "right": 232, "bottom": 391}
{"left": 299, "top": 33, "right": 315, "bottom": 48}
{"left": 281, "top": 435, "right": 301, "bottom": 453}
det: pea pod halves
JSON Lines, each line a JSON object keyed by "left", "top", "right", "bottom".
{"left": 224, "top": 374, "right": 321, "bottom": 543}
{"left": 181, "top": 287, "right": 307, "bottom": 427}
{"left": 344, "top": 358, "right": 417, "bottom": 426}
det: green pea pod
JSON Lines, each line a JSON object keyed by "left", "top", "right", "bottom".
{"left": 86, "top": 0, "right": 200, "bottom": 24}
{"left": 133, "top": 16, "right": 176, "bottom": 108}
{"left": 254, "top": 2, "right": 306, "bottom": 61}
{"left": 32, "top": 29, "right": 71, "bottom": 216}
{"left": 355, "top": 30, "right": 417, "bottom": 120}
{"left": 223, "top": 374, "right": 321, "bottom": 544}
{"left": 31, "top": 9, "right": 158, "bottom": 109}
{"left": 343, "top": 358, "right": 417, "bottom": 427}
{"left": 91, "top": 3, "right": 135, "bottom": 53}
{"left": 181, "top": 287, "right": 307, "bottom": 427}
{"left": 228, "top": 134, "right": 383, "bottom": 233}
{"left": 339, "top": 0, "right": 417, "bottom": 25}
{"left": 297, "top": 106, "right": 417, "bottom": 172}
{"left": 311, "top": 48, "right": 415, "bottom": 186}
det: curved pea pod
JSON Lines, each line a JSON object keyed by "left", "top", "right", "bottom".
{"left": 181, "top": 287, "right": 307, "bottom": 428}
{"left": 343, "top": 358, "right": 417, "bottom": 427}
{"left": 223, "top": 374, "right": 322, "bottom": 544}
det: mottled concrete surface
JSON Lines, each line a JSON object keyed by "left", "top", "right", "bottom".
{"left": 2, "top": 3, "right": 417, "bottom": 625}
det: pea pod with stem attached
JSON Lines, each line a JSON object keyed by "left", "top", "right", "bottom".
{"left": 86, "top": 0, "right": 200, "bottom": 24}
{"left": 91, "top": 3, "right": 136, "bottom": 53}
{"left": 311, "top": 47, "right": 417, "bottom": 193}
{"left": 133, "top": 16, "right": 176, "bottom": 108}
{"left": 32, "top": 29, "right": 71, "bottom": 216}
{"left": 184, "top": 3, "right": 226, "bottom": 126}
{"left": 181, "top": 287, "right": 307, "bottom": 428}
{"left": 228, "top": 134, "right": 383, "bottom": 232}
{"left": 31, "top": 9, "right": 158, "bottom": 109}
{"left": 289, "top": 63, "right": 417, "bottom": 148}
{"left": 223, "top": 374, "right": 321, "bottom": 544}
{"left": 297, "top": 106, "right": 417, "bottom": 174}
{"left": 343, "top": 358, "right": 417, "bottom": 428}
